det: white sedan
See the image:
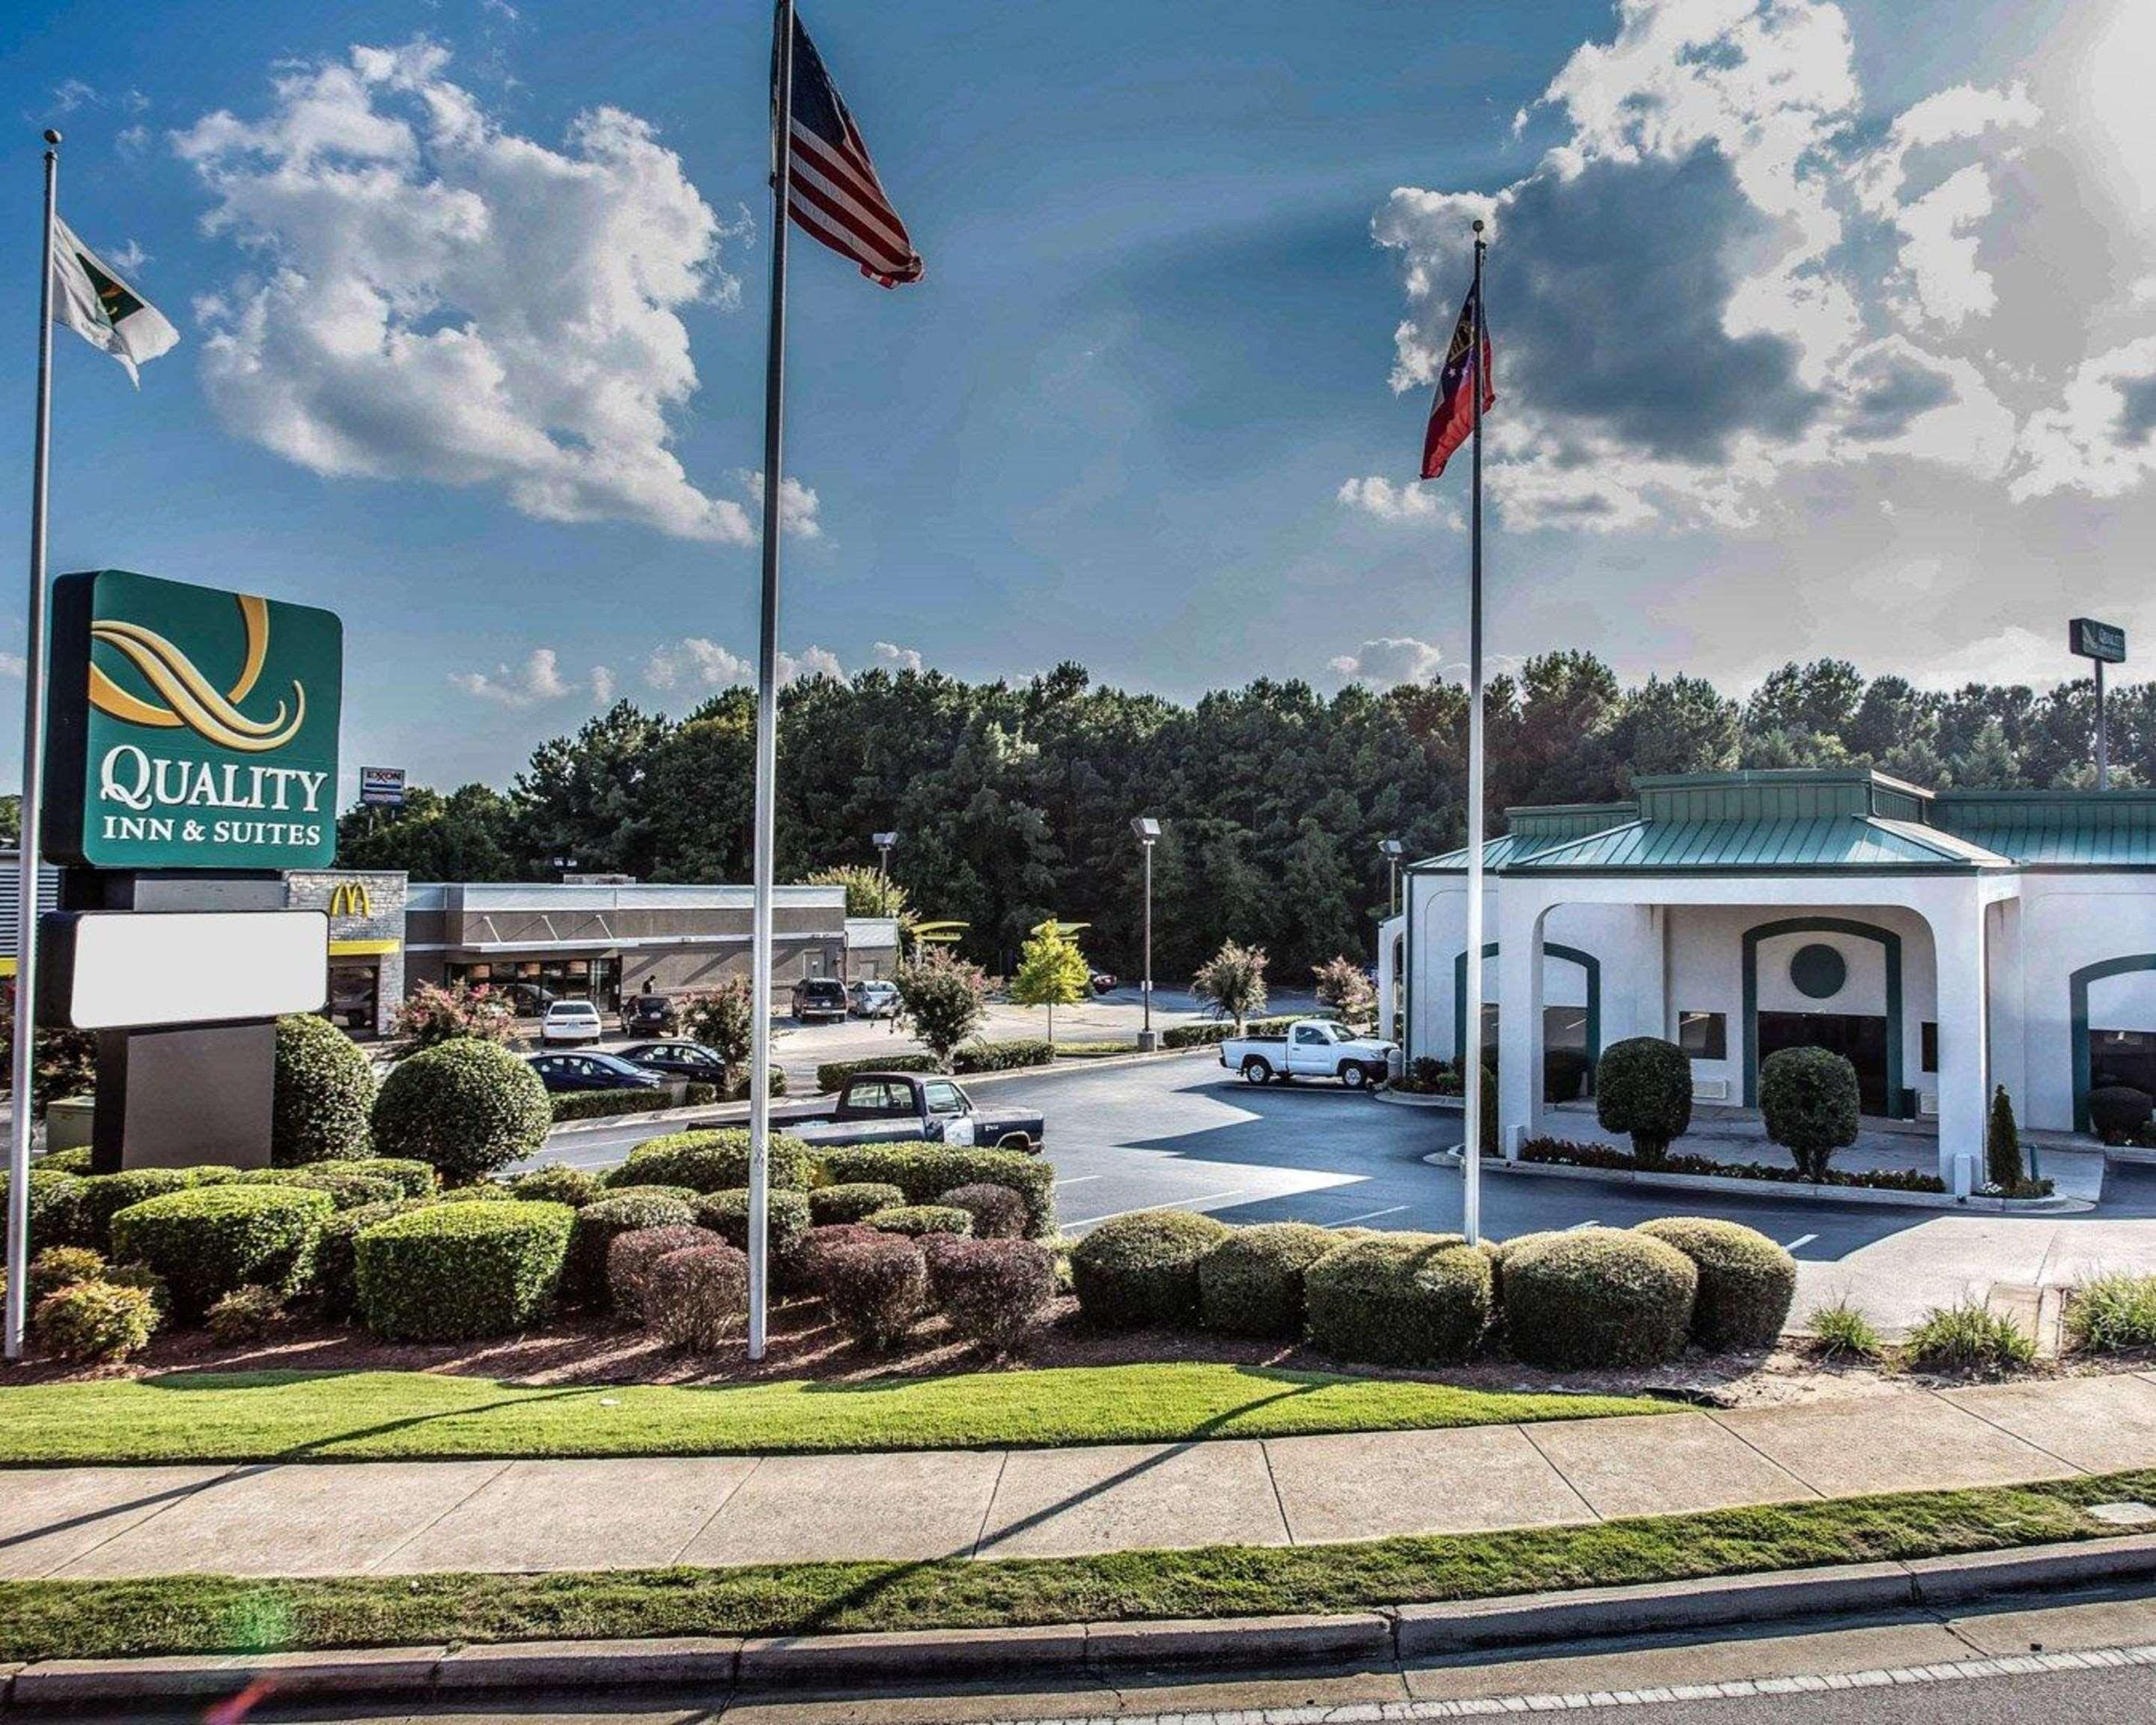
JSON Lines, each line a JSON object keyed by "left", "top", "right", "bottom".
{"left": 538, "top": 1000, "right": 605, "bottom": 1046}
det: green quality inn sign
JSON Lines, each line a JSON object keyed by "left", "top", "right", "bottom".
{"left": 43, "top": 570, "right": 343, "bottom": 871}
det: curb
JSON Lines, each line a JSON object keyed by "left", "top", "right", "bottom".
{"left": 7, "top": 1536, "right": 2150, "bottom": 1707}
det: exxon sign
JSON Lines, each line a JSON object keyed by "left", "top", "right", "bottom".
{"left": 43, "top": 570, "right": 344, "bottom": 871}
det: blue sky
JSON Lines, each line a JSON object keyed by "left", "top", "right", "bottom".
{"left": 0, "top": 0, "right": 2149, "bottom": 797}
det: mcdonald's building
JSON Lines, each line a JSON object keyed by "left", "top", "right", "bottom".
{"left": 281, "top": 868, "right": 408, "bottom": 1036}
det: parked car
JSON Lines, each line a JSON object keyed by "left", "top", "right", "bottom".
{"left": 779, "top": 1071, "right": 1044, "bottom": 1151}
{"left": 849, "top": 978, "right": 901, "bottom": 1019}
{"left": 621, "top": 993, "right": 677, "bottom": 1036}
{"left": 1219, "top": 1017, "right": 1396, "bottom": 1090}
{"left": 504, "top": 982, "right": 558, "bottom": 1015}
{"left": 1089, "top": 971, "right": 1118, "bottom": 995}
{"left": 791, "top": 976, "right": 850, "bottom": 1023}
{"left": 539, "top": 999, "right": 604, "bottom": 1045}
{"left": 526, "top": 1050, "right": 666, "bottom": 1094}
{"left": 618, "top": 1039, "right": 730, "bottom": 1083}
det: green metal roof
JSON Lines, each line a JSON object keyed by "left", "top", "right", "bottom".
{"left": 1933, "top": 789, "right": 2156, "bottom": 866}
{"left": 1505, "top": 814, "right": 2009, "bottom": 874}
{"left": 1411, "top": 832, "right": 1542, "bottom": 873}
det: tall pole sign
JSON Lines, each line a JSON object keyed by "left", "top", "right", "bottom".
{"left": 2069, "top": 617, "right": 2126, "bottom": 791}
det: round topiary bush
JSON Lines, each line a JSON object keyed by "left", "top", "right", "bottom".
{"left": 507, "top": 1164, "right": 606, "bottom": 1208}
{"left": 272, "top": 1013, "right": 377, "bottom": 1166}
{"left": 866, "top": 1204, "right": 972, "bottom": 1239}
{"left": 925, "top": 1237, "right": 1054, "bottom": 1354}
{"left": 338, "top": 1157, "right": 437, "bottom": 1199}
{"left": 1500, "top": 1227, "right": 1697, "bottom": 1369}
{"left": 1303, "top": 1233, "right": 1490, "bottom": 1366}
{"left": 109, "top": 1184, "right": 334, "bottom": 1321}
{"left": 77, "top": 1166, "right": 240, "bottom": 1248}
{"left": 2088, "top": 1085, "right": 2153, "bottom": 1143}
{"left": 1487, "top": 1230, "right": 1559, "bottom": 1305}
{"left": 34, "top": 1279, "right": 158, "bottom": 1362}
{"left": 1068, "top": 1210, "right": 1232, "bottom": 1329}
{"left": 1759, "top": 1045, "right": 1860, "bottom": 1181}
{"left": 314, "top": 1196, "right": 433, "bottom": 1320}
{"left": 1595, "top": 1037, "right": 1693, "bottom": 1166}
{"left": 371, "top": 1038, "right": 552, "bottom": 1185}
{"left": 608, "top": 1223, "right": 722, "bottom": 1321}
{"left": 814, "top": 1232, "right": 930, "bottom": 1350}
{"left": 1197, "top": 1223, "right": 1342, "bottom": 1338}
{"left": 645, "top": 1242, "right": 750, "bottom": 1351}
{"left": 692, "top": 1188, "right": 813, "bottom": 1265}
{"left": 608, "top": 1128, "right": 812, "bottom": 1195}
{"left": 238, "top": 1167, "right": 402, "bottom": 1211}
{"left": 935, "top": 1182, "right": 1026, "bottom": 1241}
{"left": 1633, "top": 1217, "right": 1797, "bottom": 1352}
{"left": 354, "top": 1200, "right": 574, "bottom": 1340}
{"left": 808, "top": 1182, "right": 907, "bottom": 1226}
{"left": 5, "top": 1169, "right": 89, "bottom": 1252}
{"left": 36, "top": 1146, "right": 94, "bottom": 1176}
{"left": 564, "top": 1193, "right": 700, "bottom": 1307}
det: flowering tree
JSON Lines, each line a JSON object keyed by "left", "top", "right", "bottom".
{"left": 389, "top": 981, "right": 516, "bottom": 1057}
{"left": 1192, "top": 940, "right": 1269, "bottom": 1034}
{"left": 894, "top": 947, "right": 990, "bottom": 1068}
{"left": 677, "top": 977, "right": 755, "bottom": 1080}
{"left": 1312, "top": 955, "right": 1375, "bottom": 1024}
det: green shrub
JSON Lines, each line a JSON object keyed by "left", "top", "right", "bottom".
{"left": 868, "top": 1204, "right": 972, "bottom": 1238}
{"left": 238, "top": 1167, "right": 402, "bottom": 1211}
{"left": 935, "top": 1182, "right": 1026, "bottom": 1240}
{"left": 205, "top": 1284, "right": 287, "bottom": 1345}
{"left": 1594, "top": 1038, "right": 1693, "bottom": 1166}
{"left": 1544, "top": 1046, "right": 1592, "bottom": 1104}
{"left": 109, "top": 1184, "right": 332, "bottom": 1321}
{"left": 1985, "top": 1086, "right": 2023, "bottom": 1193}
{"left": 1633, "top": 1217, "right": 1796, "bottom": 1351}
{"left": 607, "top": 1223, "right": 721, "bottom": 1321}
{"left": 371, "top": 1039, "right": 552, "bottom": 1184}
{"left": 1904, "top": 1299, "right": 2036, "bottom": 1374}
{"left": 272, "top": 1013, "right": 376, "bottom": 1166}
{"left": 1303, "top": 1234, "right": 1490, "bottom": 1366}
{"left": 814, "top": 1232, "right": 930, "bottom": 1349}
{"left": 816, "top": 1053, "right": 939, "bottom": 1095}
{"left": 26, "top": 1244, "right": 106, "bottom": 1303}
{"left": 1196, "top": 1223, "right": 1341, "bottom": 1338}
{"left": 2088, "top": 1085, "right": 2153, "bottom": 1142}
{"left": 550, "top": 1089, "right": 672, "bottom": 1123}
{"left": 433, "top": 1183, "right": 516, "bottom": 1202}
{"left": 951, "top": 1038, "right": 1053, "bottom": 1074}
{"left": 689, "top": 1188, "right": 812, "bottom": 1265}
{"left": 808, "top": 1182, "right": 907, "bottom": 1226}
{"left": 645, "top": 1242, "right": 749, "bottom": 1351}
{"left": 1501, "top": 1228, "right": 1697, "bottom": 1369}
{"left": 78, "top": 1166, "right": 239, "bottom": 1247}
{"left": 1160, "top": 1014, "right": 1306, "bottom": 1050}
{"left": 597, "top": 1184, "right": 700, "bottom": 1205}
{"left": 564, "top": 1194, "right": 699, "bottom": 1307}
{"left": 34, "top": 1279, "right": 158, "bottom": 1362}
{"left": 355, "top": 1201, "right": 574, "bottom": 1341}
{"left": 37, "top": 1146, "right": 94, "bottom": 1176}
{"left": 814, "top": 1146, "right": 1056, "bottom": 1238}
{"left": 609, "top": 1128, "right": 813, "bottom": 1195}
{"left": 1487, "top": 1230, "right": 1559, "bottom": 1305}
{"left": 1068, "top": 1210, "right": 1231, "bottom": 1328}
{"left": 926, "top": 1237, "right": 1053, "bottom": 1354}
{"left": 508, "top": 1164, "right": 607, "bottom": 1208}
{"left": 1758, "top": 1046, "right": 1860, "bottom": 1181}
{"left": 5, "top": 1169, "right": 89, "bottom": 1252}
{"left": 314, "top": 1197, "right": 433, "bottom": 1319}
{"left": 339, "top": 1158, "right": 436, "bottom": 1199}
{"left": 2065, "top": 1272, "right": 2156, "bottom": 1353}
{"left": 1806, "top": 1297, "right": 1885, "bottom": 1362}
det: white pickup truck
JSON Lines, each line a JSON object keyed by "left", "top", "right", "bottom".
{"left": 1219, "top": 1019, "right": 1398, "bottom": 1090}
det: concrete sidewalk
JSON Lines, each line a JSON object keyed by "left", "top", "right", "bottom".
{"left": 5, "top": 1373, "right": 2153, "bottom": 1583}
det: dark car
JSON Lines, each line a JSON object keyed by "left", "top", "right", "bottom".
{"left": 791, "top": 976, "right": 849, "bottom": 1023}
{"left": 524, "top": 1050, "right": 666, "bottom": 1095}
{"left": 503, "top": 982, "right": 558, "bottom": 1016}
{"left": 618, "top": 1039, "right": 730, "bottom": 1083}
{"left": 621, "top": 994, "right": 677, "bottom": 1036}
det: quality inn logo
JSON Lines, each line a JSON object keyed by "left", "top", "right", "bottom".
{"left": 88, "top": 590, "right": 305, "bottom": 752}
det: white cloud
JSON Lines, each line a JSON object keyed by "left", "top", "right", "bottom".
{"left": 1330, "top": 636, "right": 1449, "bottom": 687}
{"left": 872, "top": 641, "right": 924, "bottom": 673}
{"left": 177, "top": 40, "right": 776, "bottom": 544}
{"left": 0, "top": 651, "right": 24, "bottom": 679}
{"left": 52, "top": 79, "right": 97, "bottom": 114}
{"left": 1336, "top": 476, "right": 1461, "bottom": 528}
{"left": 106, "top": 239, "right": 150, "bottom": 274}
{"left": 780, "top": 645, "right": 844, "bottom": 684}
{"left": 740, "top": 471, "right": 823, "bottom": 540}
{"left": 1900, "top": 625, "right": 2066, "bottom": 692}
{"left": 450, "top": 647, "right": 611, "bottom": 708}
{"left": 645, "top": 637, "right": 846, "bottom": 691}
{"left": 2009, "top": 333, "right": 2156, "bottom": 501}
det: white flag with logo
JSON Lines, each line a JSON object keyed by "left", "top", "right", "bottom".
{"left": 52, "top": 218, "right": 178, "bottom": 386}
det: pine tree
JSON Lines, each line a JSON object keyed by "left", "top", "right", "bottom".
{"left": 1986, "top": 1085, "right": 2022, "bottom": 1193}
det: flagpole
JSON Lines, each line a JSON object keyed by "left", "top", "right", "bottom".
{"left": 746, "top": 3, "right": 797, "bottom": 1362}
{"left": 1461, "top": 218, "right": 1486, "bottom": 1249}
{"left": 7, "top": 130, "right": 61, "bottom": 1362}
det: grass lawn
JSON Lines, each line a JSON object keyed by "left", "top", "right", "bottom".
{"left": 2, "top": 1469, "right": 2148, "bottom": 1664}
{"left": 0, "top": 1364, "right": 1672, "bottom": 1465}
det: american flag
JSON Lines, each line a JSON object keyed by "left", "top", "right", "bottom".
{"left": 779, "top": 10, "right": 923, "bottom": 288}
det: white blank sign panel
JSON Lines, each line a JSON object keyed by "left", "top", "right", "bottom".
{"left": 64, "top": 910, "right": 329, "bottom": 1029}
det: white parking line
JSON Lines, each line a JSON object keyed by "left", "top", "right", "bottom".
{"left": 1066, "top": 1190, "right": 1248, "bottom": 1229}
{"left": 1784, "top": 1231, "right": 1818, "bottom": 1250}
{"left": 1330, "top": 1205, "right": 1407, "bottom": 1227}
{"left": 1566, "top": 1218, "right": 1602, "bottom": 1230}
{"left": 1053, "top": 1175, "right": 1103, "bottom": 1187}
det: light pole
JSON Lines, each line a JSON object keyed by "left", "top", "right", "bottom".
{"left": 1131, "top": 817, "right": 1161, "bottom": 1051}
{"left": 872, "top": 830, "right": 898, "bottom": 888}
{"left": 1379, "top": 837, "right": 1404, "bottom": 919}
{"left": 2068, "top": 619, "right": 2126, "bottom": 791}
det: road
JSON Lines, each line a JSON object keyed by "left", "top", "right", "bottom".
{"left": 537, "top": 1050, "right": 2156, "bottom": 1333}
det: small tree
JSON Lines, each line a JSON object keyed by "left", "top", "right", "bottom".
{"left": 1758, "top": 1045, "right": 1860, "bottom": 1181}
{"left": 894, "top": 947, "right": 990, "bottom": 1069}
{"left": 1595, "top": 1036, "right": 1693, "bottom": 1167}
{"left": 804, "top": 862, "right": 910, "bottom": 922}
{"left": 677, "top": 977, "right": 755, "bottom": 1083}
{"left": 1312, "top": 956, "right": 1375, "bottom": 1025}
{"left": 0, "top": 979, "right": 97, "bottom": 1114}
{"left": 388, "top": 980, "right": 517, "bottom": 1057}
{"left": 1986, "top": 1084, "right": 2023, "bottom": 1192}
{"left": 1011, "top": 919, "right": 1091, "bottom": 1043}
{"left": 1193, "top": 940, "right": 1269, "bottom": 1034}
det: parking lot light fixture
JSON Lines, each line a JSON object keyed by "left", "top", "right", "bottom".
{"left": 1380, "top": 837, "right": 1404, "bottom": 918}
{"left": 1130, "top": 817, "right": 1162, "bottom": 1050}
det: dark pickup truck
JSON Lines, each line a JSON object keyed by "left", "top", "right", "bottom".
{"left": 779, "top": 1071, "right": 1044, "bottom": 1153}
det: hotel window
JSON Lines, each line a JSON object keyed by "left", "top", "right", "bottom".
{"left": 1678, "top": 1010, "right": 1727, "bottom": 1060}
{"left": 1921, "top": 1022, "right": 1938, "bottom": 1074}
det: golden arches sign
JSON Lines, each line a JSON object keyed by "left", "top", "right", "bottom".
{"left": 87, "top": 591, "right": 306, "bottom": 753}
{"left": 328, "top": 880, "right": 374, "bottom": 919}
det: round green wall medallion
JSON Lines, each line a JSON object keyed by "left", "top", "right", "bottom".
{"left": 1789, "top": 943, "right": 1847, "bottom": 1000}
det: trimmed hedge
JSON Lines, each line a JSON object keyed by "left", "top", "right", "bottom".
{"left": 1069, "top": 1210, "right": 1231, "bottom": 1328}
{"left": 564, "top": 1194, "right": 699, "bottom": 1307}
{"left": 333, "top": 1158, "right": 437, "bottom": 1199}
{"left": 867, "top": 1204, "right": 972, "bottom": 1238}
{"left": 645, "top": 1242, "right": 749, "bottom": 1351}
{"left": 236, "top": 1167, "right": 401, "bottom": 1211}
{"left": 1303, "top": 1233, "right": 1490, "bottom": 1366}
{"left": 78, "top": 1166, "right": 239, "bottom": 1247}
{"left": 1759, "top": 1045, "right": 1861, "bottom": 1180}
{"left": 1502, "top": 1227, "right": 1697, "bottom": 1369}
{"left": 1161, "top": 1014, "right": 1313, "bottom": 1050}
{"left": 272, "top": 1013, "right": 376, "bottom": 1166}
{"left": 816, "top": 1054, "right": 939, "bottom": 1095}
{"left": 1634, "top": 1217, "right": 1797, "bottom": 1352}
{"left": 7, "top": 1169, "right": 89, "bottom": 1252}
{"left": 608, "top": 1223, "right": 722, "bottom": 1321}
{"left": 506, "top": 1164, "right": 607, "bottom": 1208}
{"left": 808, "top": 1182, "right": 907, "bottom": 1226}
{"left": 926, "top": 1237, "right": 1053, "bottom": 1354}
{"left": 692, "top": 1188, "right": 812, "bottom": 1265}
{"left": 598, "top": 1184, "right": 701, "bottom": 1205}
{"left": 1595, "top": 1037, "right": 1693, "bottom": 1165}
{"left": 550, "top": 1088, "right": 673, "bottom": 1123}
{"left": 814, "top": 1232, "right": 930, "bottom": 1349}
{"left": 35, "top": 1146, "right": 95, "bottom": 1176}
{"left": 314, "top": 1196, "right": 433, "bottom": 1320}
{"left": 951, "top": 1038, "right": 1053, "bottom": 1074}
{"left": 1196, "top": 1222, "right": 1341, "bottom": 1338}
{"left": 109, "top": 1184, "right": 333, "bottom": 1321}
{"left": 609, "top": 1129, "right": 813, "bottom": 1195}
{"left": 813, "top": 1146, "right": 1056, "bottom": 1239}
{"left": 371, "top": 1039, "right": 552, "bottom": 1184}
{"left": 936, "top": 1182, "right": 1026, "bottom": 1240}
{"left": 354, "top": 1201, "right": 574, "bottom": 1340}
